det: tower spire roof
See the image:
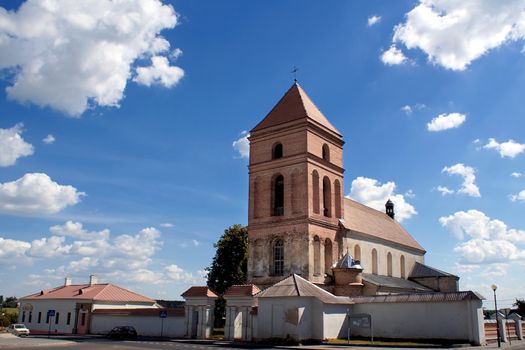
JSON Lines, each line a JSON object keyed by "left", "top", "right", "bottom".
{"left": 251, "top": 83, "right": 340, "bottom": 135}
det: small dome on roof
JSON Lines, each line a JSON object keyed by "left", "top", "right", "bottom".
{"left": 335, "top": 252, "right": 362, "bottom": 269}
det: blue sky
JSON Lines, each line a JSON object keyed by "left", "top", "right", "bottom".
{"left": 0, "top": 0, "right": 524, "bottom": 308}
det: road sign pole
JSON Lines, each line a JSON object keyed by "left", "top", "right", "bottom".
{"left": 161, "top": 317, "right": 164, "bottom": 338}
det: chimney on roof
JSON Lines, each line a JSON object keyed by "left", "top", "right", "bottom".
{"left": 89, "top": 275, "right": 97, "bottom": 286}
{"left": 64, "top": 277, "right": 72, "bottom": 286}
{"left": 385, "top": 199, "right": 395, "bottom": 219}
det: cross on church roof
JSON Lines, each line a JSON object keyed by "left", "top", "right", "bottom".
{"left": 291, "top": 66, "right": 299, "bottom": 83}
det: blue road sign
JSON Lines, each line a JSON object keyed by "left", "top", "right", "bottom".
{"left": 47, "top": 310, "right": 56, "bottom": 317}
{"left": 159, "top": 310, "right": 167, "bottom": 318}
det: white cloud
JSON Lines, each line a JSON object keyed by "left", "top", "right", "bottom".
{"left": 171, "top": 48, "right": 183, "bottom": 60}
{"left": 232, "top": 131, "right": 250, "bottom": 159}
{"left": 192, "top": 239, "right": 200, "bottom": 247}
{"left": 381, "top": 45, "right": 407, "bottom": 65}
{"left": 367, "top": 15, "right": 382, "bottom": 27}
{"left": 453, "top": 262, "right": 479, "bottom": 273}
{"left": 401, "top": 103, "right": 426, "bottom": 115}
{"left": 483, "top": 138, "right": 525, "bottom": 158}
{"left": 165, "top": 264, "right": 194, "bottom": 282}
{"left": 511, "top": 172, "right": 523, "bottom": 178}
{"left": 510, "top": 189, "right": 525, "bottom": 202}
{"left": 404, "top": 189, "right": 415, "bottom": 198}
{"left": 436, "top": 185, "right": 454, "bottom": 196}
{"left": 42, "top": 134, "right": 55, "bottom": 144}
{"left": 159, "top": 222, "right": 174, "bottom": 228}
{"left": 0, "top": 173, "right": 85, "bottom": 215}
{"left": 27, "top": 236, "right": 71, "bottom": 258}
{"left": 134, "top": 56, "right": 184, "bottom": 87}
{"left": 0, "top": 123, "right": 34, "bottom": 166}
{"left": 0, "top": 0, "right": 182, "bottom": 116}
{"left": 401, "top": 105, "right": 412, "bottom": 115}
{"left": 440, "top": 209, "right": 525, "bottom": 264}
{"left": 114, "top": 227, "right": 162, "bottom": 257}
{"left": 427, "top": 113, "right": 466, "bottom": 132}
{"left": 441, "top": 163, "right": 480, "bottom": 197}
{"left": 391, "top": 1, "right": 525, "bottom": 71}
{"left": 347, "top": 176, "right": 417, "bottom": 222}
{"left": 482, "top": 263, "right": 508, "bottom": 278}
{"left": 50, "top": 220, "right": 109, "bottom": 241}
{"left": 0, "top": 237, "right": 31, "bottom": 261}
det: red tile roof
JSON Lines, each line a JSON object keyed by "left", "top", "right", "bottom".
{"left": 251, "top": 83, "right": 340, "bottom": 135}
{"left": 343, "top": 198, "right": 426, "bottom": 253}
{"left": 20, "top": 283, "right": 155, "bottom": 303}
{"left": 181, "top": 286, "right": 218, "bottom": 298}
{"left": 224, "top": 284, "right": 261, "bottom": 297}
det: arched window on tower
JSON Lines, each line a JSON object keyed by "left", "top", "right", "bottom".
{"left": 323, "top": 176, "right": 331, "bottom": 217}
{"left": 387, "top": 252, "right": 393, "bottom": 277}
{"left": 324, "top": 238, "right": 333, "bottom": 273}
{"left": 322, "top": 144, "right": 330, "bottom": 162}
{"left": 334, "top": 179, "right": 341, "bottom": 218}
{"left": 372, "top": 249, "right": 378, "bottom": 275}
{"left": 400, "top": 255, "right": 406, "bottom": 279}
{"left": 313, "top": 236, "right": 321, "bottom": 276}
{"left": 273, "top": 175, "right": 284, "bottom": 216}
{"left": 354, "top": 244, "right": 361, "bottom": 261}
{"left": 312, "top": 170, "right": 320, "bottom": 214}
{"left": 273, "top": 143, "right": 283, "bottom": 159}
{"left": 273, "top": 239, "right": 284, "bottom": 276}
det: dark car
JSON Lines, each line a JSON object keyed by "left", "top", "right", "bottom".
{"left": 107, "top": 326, "right": 138, "bottom": 340}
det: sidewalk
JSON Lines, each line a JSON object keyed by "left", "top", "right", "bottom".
{"left": 0, "top": 332, "right": 77, "bottom": 348}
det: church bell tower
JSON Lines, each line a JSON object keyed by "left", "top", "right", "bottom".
{"left": 247, "top": 83, "right": 345, "bottom": 287}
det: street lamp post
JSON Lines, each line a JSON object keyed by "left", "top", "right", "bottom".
{"left": 491, "top": 284, "right": 501, "bottom": 348}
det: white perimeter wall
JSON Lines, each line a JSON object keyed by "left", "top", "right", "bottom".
{"left": 323, "top": 303, "right": 350, "bottom": 339}
{"left": 351, "top": 300, "right": 484, "bottom": 345}
{"left": 90, "top": 314, "right": 186, "bottom": 337}
{"left": 19, "top": 300, "right": 79, "bottom": 334}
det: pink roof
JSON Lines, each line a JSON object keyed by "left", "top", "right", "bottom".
{"left": 224, "top": 284, "right": 261, "bottom": 297}
{"left": 251, "top": 83, "right": 340, "bottom": 135}
{"left": 343, "top": 198, "right": 426, "bottom": 253}
{"left": 20, "top": 283, "right": 155, "bottom": 303}
{"left": 181, "top": 286, "right": 218, "bottom": 298}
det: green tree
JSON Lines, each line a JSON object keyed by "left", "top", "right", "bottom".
{"left": 206, "top": 224, "right": 248, "bottom": 327}
{"left": 514, "top": 299, "right": 525, "bottom": 316}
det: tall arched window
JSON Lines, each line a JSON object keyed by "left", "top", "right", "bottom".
{"left": 324, "top": 238, "right": 333, "bottom": 273}
{"left": 253, "top": 178, "right": 260, "bottom": 218}
{"left": 372, "top": 249, "right": 378, "bottom": 275}
{"left": 273, "top": 175, "right": 284, "bottom": 216}
{"left": 313, "top": 236, "right": 321, "bottom": 276}
{"left": 273, "top": 143, "right": 283, "bottom": 159}
{"left": 312, "top": 170, "right": 320, "bottom": 214}
{"left": 292, "top": 170, "right": 300, "bottom": 214}
{"left": 387, "top": 252, "right": 393, "bottom": 277}
{"left": 354, "top": 244, "right": 361, "bottom": 261}
{"left": 334, "top": 179, "right": 341, "bottom": 218}
{"left": 322, "top": 144, "right": 330, "bottom": 162}
{"left": 273, "top": 239, "right": 284, "bottom": 276}
{"left": 400, "top": 255, "right": 406, "bottom": 278}
{"left": 323, "top": 176, "right": 331, "bottom": 217}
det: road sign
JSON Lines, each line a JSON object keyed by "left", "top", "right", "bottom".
{"left": 47, "top": 310, "right": 56, "bottom": 317}
{"left": 159, "top": 310, "right": 167, "bottom": 318}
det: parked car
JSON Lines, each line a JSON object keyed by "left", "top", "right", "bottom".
{"left": 7, "top": 324, "right": 30, "bottom": 336}
{"left": 107, "top": 326, "right": 138, "bottom": 340}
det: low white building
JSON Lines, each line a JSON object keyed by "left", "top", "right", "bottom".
{"left": 18, "top": 275, "right": 160, "bottom": 335}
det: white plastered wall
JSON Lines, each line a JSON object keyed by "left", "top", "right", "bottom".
{"left": 18, "top": 299, "right": 82, "bottom": 334}
{"left": 90, "top": 314, "right": 185, "bottom": 337}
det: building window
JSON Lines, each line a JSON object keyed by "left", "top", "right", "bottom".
{"left": 81, "top": 313, "right": 86, "bottom": 326}
{"left": 22, "top": 311, "right": 26, "bottom": 323}
{"left": 273, "top": 175, "right": 284, "bottom": 216}
{"left": 312, "top": 170, "right": 320, "bottom": 214}
{"left": 28, "top": 311, "right": 32, "bottom": 323}
{"left": 354, "top": 244, "right": 361, "bottom": 261}
{"left": 273, "top": 143, "right": 283, "bottom": 159}
{"left": 322, "top": 144, "right": 330, "bottom": 161}
{"left": 313, "top": 236, "right": 321, "bottom": 276}
{"left": 273, "top": 239, "right": 284, "bottom": 276}
{"left": 38, "top": 312, "right": 42, "bottom": 324}
{"left": 324, "top": 238, "right": 333, "bottom": 273}
{"left": 400, "top": 255, "right": 406, "bottom": 279}
{"left": 46, "top": 313, "right": 50, "bottom": 324}
{"left": 55, "top": 312, "right": 60, "bottom": 324}
{"left": 387, "top": 252, "right": 393, "bottom": 277}
{"left": 334, "top": 179, "right": 341, "bottom": 218}
{"left": 323, "top": 176, "right": 331, "bottom": 217}
{"left": 372, "top": 249, "right": 378, "bottom": 275}
{"left": 67, "top": 312, "right": 71, "bottom": 325}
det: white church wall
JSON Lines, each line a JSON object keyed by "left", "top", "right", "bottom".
{"left": 257, "top": 297, "right": 319, "bottom": 341}
{"left": 343, "top": 234, "right": 424, "bottom": 278}
{"left": 351, "top": 299, "right": 484, "bottom": 345}
{"left": 90, "top": 314, "right": 186, "bottom": 337}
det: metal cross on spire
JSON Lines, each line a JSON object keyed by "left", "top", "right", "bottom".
{"left": 291, "top": 66, "right": 299, "bottom": 83}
